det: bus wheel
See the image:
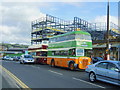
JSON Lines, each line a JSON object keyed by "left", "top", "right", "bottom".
{"left": 69, "top": 63, "right": 75, "bottom": 71}
{"left": 51, "top": 60, "right": 55, "bottom": 67}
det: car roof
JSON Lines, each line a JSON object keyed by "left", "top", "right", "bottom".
{"left": 95, "top": 60, "right": 120, "bottom": 66}
{"left": 98, "top": 60, "right": 119, "bottom": 63}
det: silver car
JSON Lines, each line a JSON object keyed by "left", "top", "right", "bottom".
{"left": 85, "top": 60, "right": 120, "bottom": 86}
{"left": 20, "top": 54, "right": 34, "bottom": 64}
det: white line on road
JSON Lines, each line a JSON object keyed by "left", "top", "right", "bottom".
{"left": 72, "top": 77, "right": 105, "bottom": 88}
{"left": 31, "top": 66, "right": 40, "bottom": 68}
{"left": 48, "top": 70, "right": 63, "bottom": 76}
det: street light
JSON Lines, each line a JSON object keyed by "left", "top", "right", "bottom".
{"left": 106, "top": 0, "right": 110, "bottom": 60}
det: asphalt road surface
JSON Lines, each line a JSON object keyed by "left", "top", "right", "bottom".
{"left": 1, "top": 60, "right": 120, "bottom": 88}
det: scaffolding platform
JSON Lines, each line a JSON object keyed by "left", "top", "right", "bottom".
{"left": 31, "top": 14, "right": 120, "bottom": 45}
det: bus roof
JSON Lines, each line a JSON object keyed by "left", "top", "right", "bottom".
{"left": 49, "top": 31, "right": 91, "bottom": 39}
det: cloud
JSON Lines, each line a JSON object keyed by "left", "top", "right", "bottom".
{"left": 0, "top": 4, "right": 46, "bottom": 45}
{"left": 2, "top": 5, "right": 45, "bottom": 24}
{"left": 0, "top": 25, "right": 30, "bottom": 44}
{"left": 92, "top": 15, "right": 118, "bottom": 25}
{"left": 62, "top": 2, "right": 83, "bottom": 7}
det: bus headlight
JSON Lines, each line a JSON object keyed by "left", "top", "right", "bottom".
{"left": 79, "top": 61, "right": 82, "bottom": 64}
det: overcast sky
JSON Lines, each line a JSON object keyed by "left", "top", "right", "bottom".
{"left": 0, "top": 0, "right": 119, "bottom": 45}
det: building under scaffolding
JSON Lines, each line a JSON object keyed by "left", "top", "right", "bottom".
{"left": 31, "top": 14, "right": 120, "bottom": 60}
{"left": 31, "top": 14, "right": 120, "bottom": 45}
{"left": 31, "top": 14, "right": 93, "bottom": 45}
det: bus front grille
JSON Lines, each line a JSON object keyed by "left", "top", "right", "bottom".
{"left": 82, "top": 59, "right": 88, "bottom": 68}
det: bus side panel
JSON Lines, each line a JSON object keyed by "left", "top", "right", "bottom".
{"left": 47, "top": 57, "right": 92, "bottom": 69}
{"left": 54, "top": 58, "right": 66, "bottom": 67}
{"left": 54, "top": 58, "right": 76, "bottom": 68}
{"left": 47, "top": 57, "right": 52, "bottom": 65}
{"left": 62, "top": 58, "right": 68, "bottom": 67}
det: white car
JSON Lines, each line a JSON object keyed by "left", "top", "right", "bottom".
{"left": 3, "top": 56, "right": 10, "bottom": 60}
{"left": 20, "top": 54, "right": 34, "bottom": 64}
{"left": 9, "top": 57, "right": 14, "bottom": 61}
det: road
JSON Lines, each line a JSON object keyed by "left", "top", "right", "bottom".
{"left": 1, "top": 60, "right": 120, "bottom": 88}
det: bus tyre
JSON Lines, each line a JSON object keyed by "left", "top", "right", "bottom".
{"left": 69, "top": 62, "right": 75, "bottom": 71}
{"left": 51, "top": 60, "right": 55, "bottom": 67}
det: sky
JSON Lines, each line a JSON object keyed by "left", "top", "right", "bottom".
{"left": 0, "top": 0, "right": 119, "bottom": 45}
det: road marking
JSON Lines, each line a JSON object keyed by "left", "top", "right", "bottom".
{"left": 48, "top": 70, "right": 63, "bottom": 75}
{"left": 0, "top": 65, "right": 31, "bottom": 89}
{"left": 30, "top": 65, "right": 40, "bottom": 69}
{"left": 72, "top": 77, "right": 106, "bottom": 88}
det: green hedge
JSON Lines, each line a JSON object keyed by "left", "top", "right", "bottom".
{"left": 6, "top": 53, "right": 23, "bottom": 57}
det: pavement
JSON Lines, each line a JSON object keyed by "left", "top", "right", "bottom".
{"left": 0, "top": 60, "right": 21, "bottom": 89}
{"left": 0, "top": 67, "right": 21, "bottom": 89}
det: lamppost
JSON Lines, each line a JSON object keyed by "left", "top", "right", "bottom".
{"left": 106, "top": 0, "right": 110, "bottom": 60}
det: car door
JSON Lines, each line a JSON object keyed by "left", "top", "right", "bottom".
{"left": 95, "top": 62, "right": 109, "bottom": 80}
{"left": 106, "top": 63, "right": 120, "bottom": 85}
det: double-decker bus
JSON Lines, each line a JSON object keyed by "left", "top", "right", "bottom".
{"left": 47, "top": 31, "right": 92, "bottom": 70}
{"left": 28, "top": 41, "right": 48, "bottom": 64}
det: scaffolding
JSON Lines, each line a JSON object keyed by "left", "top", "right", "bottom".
{"left": 31, "top": 14, "right": 91, "bottom": 45}
{"left": 31, "top": 14, "right": 120, "bottom": 45}
{"left": 88, "top": 22, "right": 120, "bottom": 40}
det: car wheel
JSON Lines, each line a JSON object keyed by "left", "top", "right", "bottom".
{"left": 23, "top": 60, "right": 25, "bottom": 64}
{"left": 20, "top": 61, "right": 22, "bottom": 64}
{"left": 69, "top": 62, "right": 75, "bottom": 71}
{"left": 89, "top": 72, "right": 96, "bottom": 82}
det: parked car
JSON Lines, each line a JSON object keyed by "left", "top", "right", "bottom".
{"left": 9, "top": 57, "right": 14, "bottom": 61}
{"left": 16, "top": 56, "right": 20, "bottom": 61}
{"left": 92, "top": 57, "right": 104, "bottom": 64}
{"left": 13, "top": 56, "right": 20, "bottom": 61}
{"left": 2, "top": 56, "right": 10, "bottom": 60}
{"left": 20, "top": 54, "right": 34, "bottom": 64}
{"left": 85, "top": 60, "right": 120, "bottom": 86}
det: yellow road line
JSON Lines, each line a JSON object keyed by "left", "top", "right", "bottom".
{"left": 0, "top": 65, "right": 31, "bottom": 89}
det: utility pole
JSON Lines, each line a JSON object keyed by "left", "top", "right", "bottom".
{"left": 106, "top": 0, "right": 110, "bottom": 60}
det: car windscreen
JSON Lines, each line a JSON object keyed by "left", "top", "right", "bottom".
{"left": 24, "top": 55, "right": 32, "bottom": 58}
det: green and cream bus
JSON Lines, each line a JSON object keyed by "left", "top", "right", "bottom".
{"left": 47, "top": 31, "right": 92, "bottom": 70}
